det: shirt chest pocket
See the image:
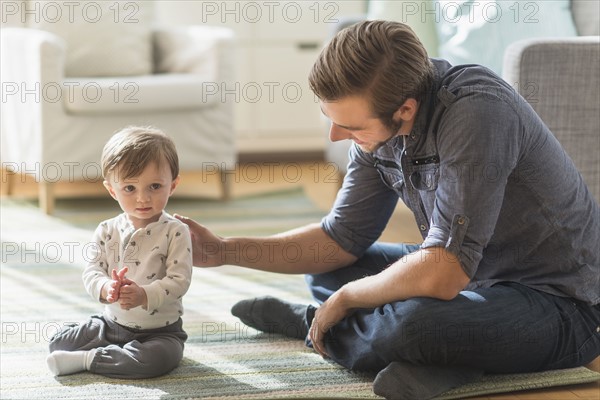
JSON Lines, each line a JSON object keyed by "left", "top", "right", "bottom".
{"left": 375, "top": 161, "right": 404, "bottom": 194}
{"left": 409, "top": 165, "right": 439, "bottom": 191}
{"left": 409, "top": 163, "right": 440, "bottom": 216}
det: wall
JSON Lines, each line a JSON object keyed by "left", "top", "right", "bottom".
{"left": 154, "top": 0, "right": 367, "bottom": 154}
{"left": 1, "top": 0, "right": 368, "bottom": 154}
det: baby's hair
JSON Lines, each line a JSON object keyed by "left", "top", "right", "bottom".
{"left": 101, "top": 126, "right": 179, "bottom": 181}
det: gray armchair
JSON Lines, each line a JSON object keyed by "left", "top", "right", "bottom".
{"left": 503, "top": 35, "right": 600, "bottom": 202}
{"left": 325, "top": 0, "right": 600, "bottom": 203}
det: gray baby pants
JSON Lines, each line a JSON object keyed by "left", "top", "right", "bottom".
{"left": 49, "top": 314, "right": 187, "bottom": 379}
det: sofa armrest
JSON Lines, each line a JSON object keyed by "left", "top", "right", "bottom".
{"left": 153, "top": 26, "right": 235, "bottom": 82}
{"left": 1, "top": 28, "right": 66, "bottom": 171}
{"left": 502, "top": 36, "right": 600, "bottom": 86}
{"left": 502, "top": 36, "right": 600, "bottom": 201}
{"left": 1, "top": 27, "right": 66, "bottom": 92}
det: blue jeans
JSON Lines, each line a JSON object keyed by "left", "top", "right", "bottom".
{"left": 305, "top": 242, "right": 600, "bottom": 373}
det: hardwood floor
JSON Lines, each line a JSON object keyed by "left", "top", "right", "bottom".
{"left": 2, "top": 160, "right": 599, "bottom": 399}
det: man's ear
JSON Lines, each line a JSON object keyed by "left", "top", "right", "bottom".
{"left": 392, "top": 98, "right": 419, "bottom": 123}
{"left": 169, "top": 176, "right": 180, "bottom": 195}
{"left": 103, "top": 180, "right": 118, "bottom": 200}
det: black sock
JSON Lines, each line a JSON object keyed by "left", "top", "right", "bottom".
{"left": 373, "top": 360, "right": 483, "bottom": 400}
{"left": 231, "top": 296, "right": 314, "bottom": 340}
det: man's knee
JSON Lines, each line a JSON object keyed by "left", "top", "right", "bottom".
{"left": 326, "top": 297, "right": 453, "bottom": 371}
{"left": 376, "top": 297, "right": 462, "bottom": 362}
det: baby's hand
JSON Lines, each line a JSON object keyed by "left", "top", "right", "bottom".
{"left": 118, "top": 280, "right": 147, "bottom": 310}
{"left": 105, "top": 267, "right": 128, "bottom": 303}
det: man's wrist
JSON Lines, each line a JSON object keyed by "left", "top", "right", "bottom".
{"left": 221, "top": 237, "right": 237, "bottom": 265}
{"left": 334, "top": 284, "right": 355, "bottom": 312}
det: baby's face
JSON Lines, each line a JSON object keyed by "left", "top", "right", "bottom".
{"left": 105, "top": 162, "right": 177, "bottom": 229}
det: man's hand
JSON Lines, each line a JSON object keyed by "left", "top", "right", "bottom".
{"left": 308, "top": 289, "right": 353, "bottom": 358}
{"left": 104, "top": 267, "right": 128, "bottom": 303}
{"left": 175, "top": 214, "right": 224, "bottom": 267}
{"left": 118, "top": 279, "right": 148, "bottom": 310}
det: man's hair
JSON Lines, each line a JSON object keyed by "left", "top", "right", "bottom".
{"left": 101, "top": 126, "right": 179, "bottom": 180}
{"left": 308, "top": 20, "right": 434, "bottom": 130}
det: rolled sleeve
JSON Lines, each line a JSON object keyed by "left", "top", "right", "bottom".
{"left": 422, "top": 214, "right": 480, "bottom": 276}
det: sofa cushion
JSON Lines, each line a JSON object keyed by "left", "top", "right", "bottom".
{"left": 434, "top": 0, "right": 578, "bottom": 75}
{"left": 63, "top": 74, "right": 217, "bottom": 114}
{"left": 367, "top": 0, "right": 440, "bottom": 57}
{"left": 26, "top": 1, "right": 153, "bottom": 77}
{"left": 154, "top": 27, "right": 220, "bottom": 78}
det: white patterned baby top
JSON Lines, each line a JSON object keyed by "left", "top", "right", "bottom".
{"left": 83, "top": 211, "right": 193, "bottom": 329}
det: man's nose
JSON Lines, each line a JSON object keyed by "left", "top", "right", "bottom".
{"left": 329, "top": 124, "right": 352, "bottom": 142}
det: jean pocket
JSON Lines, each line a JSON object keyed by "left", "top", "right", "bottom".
{"left": 549, "top": 331, "right": 600, "bottom": 369}
{"left": 548, "top": 302, "right": 600, "bottom": 369}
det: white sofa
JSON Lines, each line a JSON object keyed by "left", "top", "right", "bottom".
{"left": 1, "top": 1, "right": 236, "bottom": 213}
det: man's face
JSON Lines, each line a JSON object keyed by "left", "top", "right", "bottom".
{"left": 320, "top": 96, "right": 400, "bottom": 154}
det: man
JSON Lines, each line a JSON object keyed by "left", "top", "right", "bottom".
{"left": 177, "top": 21, "right": 600, "bottom": 399}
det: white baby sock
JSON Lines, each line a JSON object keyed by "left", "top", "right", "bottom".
{"left": 46, "top": 349, "right": 95, "bottom": 376}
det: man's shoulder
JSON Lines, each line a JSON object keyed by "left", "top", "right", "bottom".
{"left": 433, "top": 58, "right": 498, "bottom": 83}
{"left": 435, "top": 61, "right": 515, "bottom": 104}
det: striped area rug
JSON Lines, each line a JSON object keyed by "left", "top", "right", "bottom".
{"left": 1, "top": 191, "right": 380, "bottom": 399}
{"left": 1, "top": 192, "right": 598, "bottom": 399}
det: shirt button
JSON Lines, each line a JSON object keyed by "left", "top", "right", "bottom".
{"left": 420, "top": 224, "right": 427, "bottom": 231}
{"left": 457, "top": 217, "right": 466, "bottom": 225}
{"left": 596, "top": 326, "right": 600, "bottom": 333}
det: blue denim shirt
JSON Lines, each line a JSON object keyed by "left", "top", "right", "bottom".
{"left": 322, "top": 59, "right": 600, "bottom": 304}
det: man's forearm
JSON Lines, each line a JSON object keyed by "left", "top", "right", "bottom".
{"left": 334, "top": 247, "right": 470, "bottom": 310}
{"left": 219, "top": 223, "right": 357, "bottom": 274}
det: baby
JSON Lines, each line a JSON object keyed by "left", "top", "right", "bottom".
{"left": 47, "top": 126, "right": 193, "bottom": 378}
